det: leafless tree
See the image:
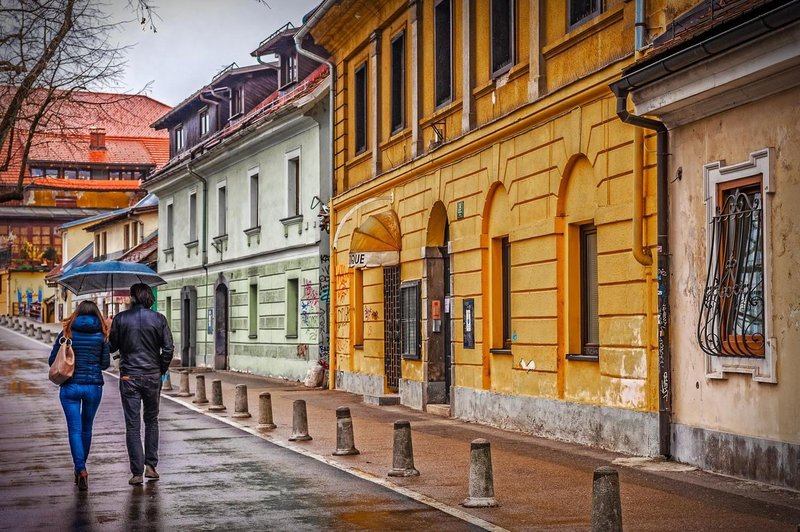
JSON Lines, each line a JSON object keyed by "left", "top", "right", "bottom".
{"left": 0, "top": 0, "right": 147, "bottom": 203}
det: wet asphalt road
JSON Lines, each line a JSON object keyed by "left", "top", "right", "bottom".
{"left": 0, "top": 328, "right": 481, "bottom": 531}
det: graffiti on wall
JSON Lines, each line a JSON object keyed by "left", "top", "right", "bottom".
{"left": 318, "top": 254, "right": 330, "bottom": 362}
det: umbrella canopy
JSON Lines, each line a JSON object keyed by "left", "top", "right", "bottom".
{"left": 57, "top": 261, "right": 166, "bottom": 296}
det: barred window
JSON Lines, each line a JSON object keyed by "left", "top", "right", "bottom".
{"left": 698, "top": 175, "right": 764, "bottom": 357}
{"left": 400, "top": 281, "right": 421, "bottom": 359}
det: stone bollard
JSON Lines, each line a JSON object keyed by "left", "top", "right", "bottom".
{"left": 27, "top": 324, "right": 35, "bottom": 337}
{"left": 388, "top": 420, "right": 420, "bottom": 477}
{"left": 332, "top": 406, "right": 360, "bottom": 456}
{"left": 192, "top": 374, "right": 208, "bottom": 404}
{"left": 257, "top": 392, "right": 277, "bottom": 430}
{"left": 232, "top": 384, "right": 251, "bottom": 418}
{"left": 176, "top": 370, "right": 192, "bottom": 397}
{"left": 162, "top": 370, "right": 173, "bottom": 391}
{"left": 288, "top": 399, "right": 312, "bottom": 441}
{"left": 461, "top": 439, "right": 499, "bottom": 508}
{"left": 35, "top": 326, "right": 43, "bottom": 340}
{"left": 591, "top": 466, "right": 623, "bottom": 532}
{"left": 208, "top": 379, "right": 226, "bottom": 411}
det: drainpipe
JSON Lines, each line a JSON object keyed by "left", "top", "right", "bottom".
{"left": 295, "top": 0, "right": 337, "bottom": 388}
{"left": 611, "top": 84, "right": 671, "bottom": 458}
{"left": 187, "top": 160, "right": 209, "bottom": 369}
{"left": 635, "top": 0, "right": 647, "bottom": 52}
{"left": 632, "top": 127, "right": 652, "bottom": 267}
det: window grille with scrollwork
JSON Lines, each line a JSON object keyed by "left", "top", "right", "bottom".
{"left": 697, "top": 177, "right": 765, "bottom": 358}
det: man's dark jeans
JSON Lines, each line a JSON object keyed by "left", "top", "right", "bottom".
{"left": 120, "top": 374, "right": 162, "bottom": 475}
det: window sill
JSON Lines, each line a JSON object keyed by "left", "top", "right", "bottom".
{"left": 244, "top": 226, "right": 261, "bottom": 236}
{"left": 489, "top": 348, "right": 512, "bottom": 355}
{"left": 346, "top": 148, "right": 372, "bottom": 170}
{"left": 285, "top": 334, "right": 298, "bottom": 340}
{"left": 184, "top": 240, "right": 199, "bottom": 250}
{"left": 279, "top": 215, "right": 303, "bottom": 237}
{"left": 248, "top": 334, "right": 258, "bottom": 340}
{"left": 566, "top": 353, "right": 599, "bottom": 362}
{"left": 421, "top": 98, "right": 462, "bottom": 128}
{"left": 354, "top": 344, "right": 364, "bottom": 350}
{"left": 213, "top": 234, "right": 228, "bottom": 243}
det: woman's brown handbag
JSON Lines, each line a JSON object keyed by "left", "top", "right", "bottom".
{"left": 48, "top": 333, "right": 74, "bottom": 385}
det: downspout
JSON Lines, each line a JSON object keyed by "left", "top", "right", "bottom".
{"left": 295, "top": 0, "right": 337, "bottom": 389}
{"left": 635, "top": 0, "right": 647, "bottom": 52}
{"left": 187, "top": 160, "right": 208, "bottom": 369}
{"left": 632, "top": 127, "right": 652, "bottom": 267}
{"left": 611, "top": 84, "right": 671, "bottom": 458}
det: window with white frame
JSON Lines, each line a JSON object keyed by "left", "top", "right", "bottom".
{"left": 188, "top": 192, "right": 197, "bottom": 242}
{"left": 249, "top": 170, "right": 259, "bottom": 229}
{"left": 217, "top": 185, "right": 227, "bottom": 236}
{"left": 165, "top": 202, "right": 174, "bottom": 249}
{"left": 287, "top": 152, "right": 300, "bottom": 218}
{"left": 200, "top": 108, "right": 209, "bottom": 136}
{"left": 698, "top": 148, "right": 776, "bottom": 382}
{"left": 175, "top": 125, "right": 185, "bottom": 152}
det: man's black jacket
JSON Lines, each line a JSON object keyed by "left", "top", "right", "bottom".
{"left": 110, "top": 303, "right": 174, "bottom": 376}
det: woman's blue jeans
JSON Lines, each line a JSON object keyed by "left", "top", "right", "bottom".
{"left": 59, "top": 383, "right": 103, "bottom": 473}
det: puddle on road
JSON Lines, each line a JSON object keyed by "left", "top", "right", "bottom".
{"left": 7, "top": 380, "right": 43, "bottom": 396}
{"left": 0, "top": 357, "right": 40, "bottom": 377}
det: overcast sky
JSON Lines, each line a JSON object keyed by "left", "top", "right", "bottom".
{"left": 107, "top": 0, "right": 321, "bottom": 106}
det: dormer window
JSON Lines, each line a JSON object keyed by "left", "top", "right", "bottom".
{"left": 230, "top": 87, "right": 244, "bottom": 118}
{"left": 89, "top": 128, "right": 106, "bottom": 150}
{"left": 175, "top": 125, "right": 185, "bottom": 152}
{"left": 199, "top": 108, "right": 209, "bottom": 136}
{"left": 282, "top": 53, "right": 298, "bottom": 87}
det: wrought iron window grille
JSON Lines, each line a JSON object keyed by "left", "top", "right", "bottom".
{"left": 697, "top": 186, "right": 765, "bottom": 358}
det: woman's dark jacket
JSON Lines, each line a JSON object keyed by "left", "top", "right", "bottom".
{"left": 48, "top": 315, "right": 111, "bottom": 386}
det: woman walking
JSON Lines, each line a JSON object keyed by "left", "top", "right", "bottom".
{"left": 49, "top": 301, "right": 110, "bottom": 491}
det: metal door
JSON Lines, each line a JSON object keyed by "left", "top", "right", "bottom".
{"left": 383, "top": 265, "right": 401, "bottom": 389}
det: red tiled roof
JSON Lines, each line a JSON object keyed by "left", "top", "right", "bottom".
{"left": 120, "top": 234, "right": 158, "bottom": 264}
{"left": 29, "top": 178, "right": 144, "bottom": 191}
{"left": 0, "top": 88, "right": 170, "bottom": 186}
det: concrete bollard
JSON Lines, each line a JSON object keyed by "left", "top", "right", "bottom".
{"left": 208, "top": 379, "right": 226, "bottom": 411}
{"left": 257, "top": 392, "right": 277, "bottom": 430}
{"left": 461, "top": 439, "right": 499, "bottom": 508}
{"left": 27, "top": 324, "right": 35, "bottom": 337}
{"left": 332, "top": 406, "right": 360, "bottom": 456}
{"left": 591, "top": 466, "right": 623, "bottom": 532}
{"left": 176, "top": 370, "right": 192, "bottom": 397}
{"left": 288, "top": 399, "right": 312, "bottom": 441}
{"left": 388, "top": 420, "right": 420, "bottom": 477}
{"left": 232, "top": 384, "right": 251, "bottom": 418}
{"left": 161, "top": 370, "right": 173, "bottom": 391}
{"left": 35, "top": 326, "right": 43, "bottom": 340}
{"left": 192, "top": 374, "right": 208, "bottom": 404}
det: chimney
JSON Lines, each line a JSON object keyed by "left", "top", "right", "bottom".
{"left": 89, "top": 127, "right": 106, "bottom": 150}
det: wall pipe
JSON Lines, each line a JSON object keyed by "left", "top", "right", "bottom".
{"left": 632, "top": 127, "right": 652, "bottom": 266}
{"left": 187, "top": 160, "right": 209, "bottom": 369}
{"left": 611, "top": 84, "right": 671, "bottom": 458}
{"left": 294, "top": 0, "right": 338, "bottom": 389}
{"left": 635, "top": 0, "right": 646, "bottom": 51}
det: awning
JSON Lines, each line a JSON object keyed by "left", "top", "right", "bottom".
{"left": 349, "top": 209, "right": 401, "bottom": 268}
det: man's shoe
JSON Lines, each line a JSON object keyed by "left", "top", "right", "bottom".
{"left": 77, "top": 471, "right": 88, "bottom": 491}
{"left": 128, "top": 474, "right": 143, "bottom": 485}
{"left": 144, "top": 465, "right": 159, "bottom": 480}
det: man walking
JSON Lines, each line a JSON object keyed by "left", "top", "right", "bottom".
{"left": 110, "top": 283, "right": 174, "bottom": 485}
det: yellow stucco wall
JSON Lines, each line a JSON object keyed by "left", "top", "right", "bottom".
{"left": 0, "top": 271, "right": 48, "bottom": 316}
{"left": 318, "top": 0, "right": 658, "bottom": 411}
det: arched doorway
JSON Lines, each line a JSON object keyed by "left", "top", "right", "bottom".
{"left": 180, "top": 286, "right": 197, "bottom": 367}
{"left": 214, "top": 273, "right": 229, "bottom": 370}
{"left": 425, "top": 201, "right": 451, "bottom": 405}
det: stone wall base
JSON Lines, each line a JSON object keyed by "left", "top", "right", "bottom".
{"left": 399, "top": 378, "right": 423, "bottom": 410}
{"left": 672, "top": 423, "right": 799, "bottom": 490}
{"left": 452, "top": 386, "right": 659, "bottom": 456}
{"left": 335, "top": 370, "right": 384, "bottom": 397}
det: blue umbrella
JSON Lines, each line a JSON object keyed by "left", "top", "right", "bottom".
{"left": 57, "top": 261, "right": 166, "bottom": 296}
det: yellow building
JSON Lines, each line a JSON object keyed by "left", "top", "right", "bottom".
{"left": 305, "top": 0, "right": 666, "bottom": 455}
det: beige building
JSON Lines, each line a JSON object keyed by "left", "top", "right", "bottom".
{"left": 614, "top": 0, "right": 799, "bottom": 489}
